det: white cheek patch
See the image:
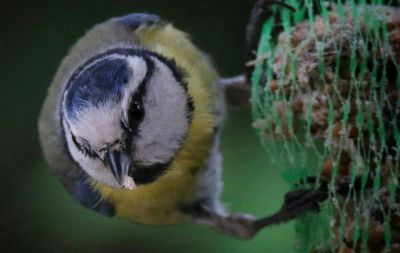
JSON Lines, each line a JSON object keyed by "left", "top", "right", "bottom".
{"left": 133, "top": 57, "right": 189, "bottom": 165}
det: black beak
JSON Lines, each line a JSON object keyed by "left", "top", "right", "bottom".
{"left": 104, "top": 150, "right": 131, "bottom": 186}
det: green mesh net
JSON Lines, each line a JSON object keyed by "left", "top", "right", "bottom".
{"left": 251, "top": 1, "right": 400, "bottom": 252}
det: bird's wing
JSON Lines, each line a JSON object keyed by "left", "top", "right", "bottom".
{"left": 56, "top": 169, "right": 115, "bottom": 217}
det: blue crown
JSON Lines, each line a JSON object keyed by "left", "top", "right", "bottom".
{"left": 64, "top": 58, "right": 131, "bottom": 121}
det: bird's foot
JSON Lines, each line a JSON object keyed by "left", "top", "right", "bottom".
{"left": 212, "top": 179, "right": 328, "bottom": 238}
{"left": 210, "top": 213, "right": 258, "bottom": 239}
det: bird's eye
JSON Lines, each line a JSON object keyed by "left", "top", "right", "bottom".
{"left": 128, "top": 101, "right": 145, "bottom": 128}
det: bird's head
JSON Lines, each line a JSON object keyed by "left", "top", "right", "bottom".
{"left": 61, "top": 48, "right": 192, "bottom": 188}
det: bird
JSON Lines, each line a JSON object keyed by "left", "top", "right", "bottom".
{"left": 38, "top": 10, "right": 326, "bottom": 240}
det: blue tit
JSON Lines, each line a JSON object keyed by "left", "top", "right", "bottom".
{"left": 39, "top": 12, "right": 321, "bottom": 239}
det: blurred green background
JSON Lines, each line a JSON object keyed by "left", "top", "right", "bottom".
{"left": 0, "top": 1, "right": 294, "bottom": 252}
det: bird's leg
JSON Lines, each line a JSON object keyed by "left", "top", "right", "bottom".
{"left": 219, "top": 75, "right": 251, "bottom": 107}
{"left": 192, "top": 179, "right": 329, "bottom": 239}
{"left": 207, "top": 212, "right": 259, "bottom": 239}
{"left": 252, "top": 185, "right": 328, "bottom": 231}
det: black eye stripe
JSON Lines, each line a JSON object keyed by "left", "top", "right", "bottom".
{"left": 125, "top": 56, "right": 154, "bottom": 134}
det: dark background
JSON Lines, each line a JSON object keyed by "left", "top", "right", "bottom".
{"left": 0, "top": 1, "right": 293, "bottom": 252}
